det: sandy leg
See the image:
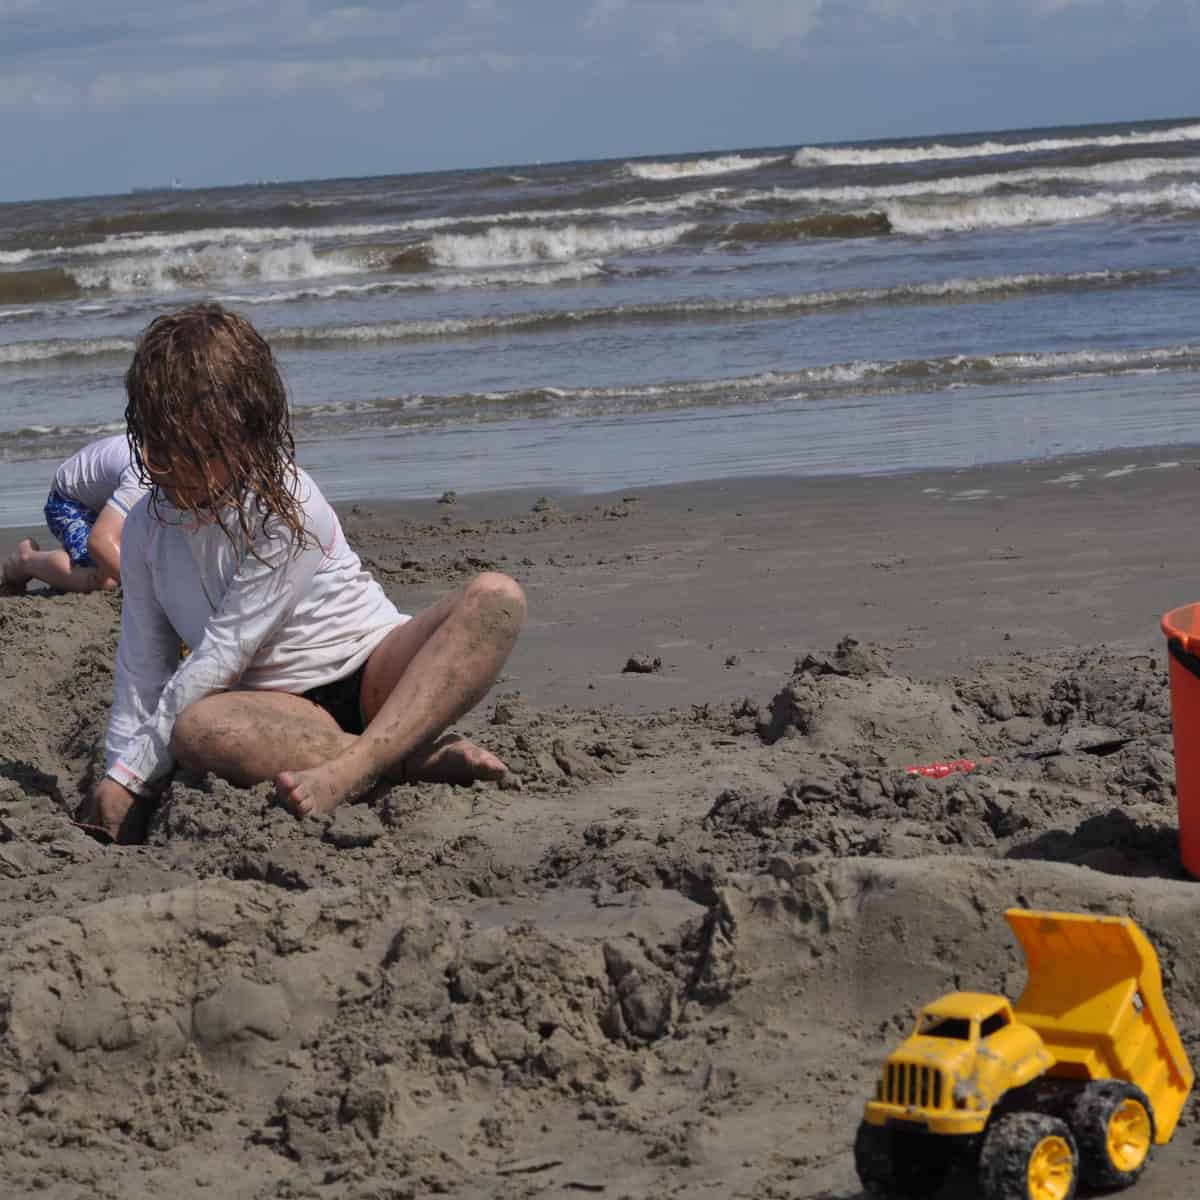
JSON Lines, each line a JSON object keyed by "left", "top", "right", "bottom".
{"left": 4, "top": 537, "right": 111, "bottom": 593}
{"left": 275, "top": 572, "right": 525, "bottom": 818}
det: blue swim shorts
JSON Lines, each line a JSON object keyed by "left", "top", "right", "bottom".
{"left": 44, "top": 489, "right": 98, "bottom": 567}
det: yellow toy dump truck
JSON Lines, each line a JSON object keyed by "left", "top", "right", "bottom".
{"left": 855, "top": 909, "right": 1194, "bottom": 1200}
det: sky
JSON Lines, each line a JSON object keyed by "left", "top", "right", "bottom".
{"left": 1, "top": 0, "right": 1197, "bottom": 201}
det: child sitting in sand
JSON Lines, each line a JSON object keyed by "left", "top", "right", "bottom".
{"left": 76, "top": 303, "right": 525, "bottom": 843}
{"left": 1, "top": 433, "right": 150, "bottom": 594}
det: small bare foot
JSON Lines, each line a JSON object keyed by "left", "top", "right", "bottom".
{"left": 276, "top": 760, "right": 363, "bottom": 819}
{"left": 405, "top": 734, "right": 508, "bottom": 785}
{"left": 1, "top": 542, "right": 33, "bottom": 595}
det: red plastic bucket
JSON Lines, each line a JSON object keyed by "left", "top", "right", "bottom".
{"left": 1162, "top": 602, "right": 1200, "bottom": 877}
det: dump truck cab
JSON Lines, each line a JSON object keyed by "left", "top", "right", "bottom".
{"left": 865, "top": 991, "right": 1052, "bottom": 1135}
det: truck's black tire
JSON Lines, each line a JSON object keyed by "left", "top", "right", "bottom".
{"left": 979, "top": 1111, "right": 1078, "bottom": 1200}
{"left": 1067, "top": 1080, "right": 1155, "bottom": 1190}
{"left": 853, "top": 1120, "right": 953, "bottom": 1199}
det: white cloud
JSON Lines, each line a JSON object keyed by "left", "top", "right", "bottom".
{"left": 0, "top": 0, "right": 1194, "bottom": 157}
{"left": 67, "top": 53, "right": 530, "bottom": 111}
{"left": 2, "top": 0, "right": 1192, "bottom": 91}
{"left": 579, "top": 0, "right": 1198, "bottom": 54}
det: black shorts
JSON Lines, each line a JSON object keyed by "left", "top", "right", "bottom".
{"left": 302, "top": 661, "right": 368, "bottom": 735}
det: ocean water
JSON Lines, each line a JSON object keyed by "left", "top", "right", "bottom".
{"left": 1, "top": 115, "right": 1198, "bottom": 526}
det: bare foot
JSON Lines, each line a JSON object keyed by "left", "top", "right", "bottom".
{"left": 405, "top": 734, "right": 508, "bottom": 785}
{"left": 276, "top": 758, "right": 368, "bottom": 819}
{"left": 276, "top": 734, "right": 507, "bottom": 819}
{"left": 0, "top": 539, "right": 36, "bottom": 594}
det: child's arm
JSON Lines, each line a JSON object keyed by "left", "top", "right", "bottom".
{"left": 103, "top": 507, "right": 180, "bottom": 795}
{"left": 94, "top": 467, "right": 152, "bottom": 587}
{"left": 86, "top": 505, "right": 125, "bottom": 584}
{"left": 107, "top": 503, "right": 327, "bottom": 794}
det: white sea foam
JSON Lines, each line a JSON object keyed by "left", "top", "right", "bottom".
{"left": 216, "top": 260, "right": 608, "bottom": 306}
{"left": 624, "top": 154, "right": 785, "bottom": 180}
{"left": 887, "top": 183, "right": 1200, "bottom": 235}
{"left": 223, "top": 269, "right": 1170, "bottom": 344}
{"left": 69, "top": 241, "right": 369, "bottom": 293}
{"left": 382, "top": 189, "right": 734, "bottom": 235}
{"left": 793, "top": 122, "right": 1200, "bottom": 167}
{"left": 274, "top": 316, "right": 544, "bottom": 344}
{"left": 807, "top": 269, "right": 1164, "bottom": 307}
{"left": 4, "top": 151, "right": 1197, "bottom": 274}
{"left": 68, "top": 221, "right": 411, "bottom": 260}
{"left": 309, "top": 155, "right": 1200, "bottom": 250}
{"left": 278, "top": 341, "right": 1200, "bottom": 436}
{"left": 0, "top": 337, "right": 133, "bottom": 365}
{"left": 768, "top": 156, "right": 1200, "bottom": 207}
{"left": 254, "top": 242, "right": 359, "bottom": 281}
{"left": 429, "top": 223, "right": 694, "bottom": 268}
{"left": 438, "top": 260, "right": 609, "bottom": 288}
{"left": 639, "top": 343, "right": 1200, "bottom": 395}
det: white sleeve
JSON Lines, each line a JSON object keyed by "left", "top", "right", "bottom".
{"left": 105, "top": 464, "right": 150, "bottom": 517}
{"left": 107, "top": 513, "right": 326, "bottom": 795}
{"left": 104, "top": 511, "right": 182, "bottom": 794}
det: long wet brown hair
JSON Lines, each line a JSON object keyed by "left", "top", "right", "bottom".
{"left": 124, "top": 304, "right": 307, "bottom": 552}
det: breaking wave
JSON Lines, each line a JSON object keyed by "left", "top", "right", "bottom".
{"left": 215, "top": 260, "right": 610, "bottom": 306}
{"left": 0, "top": 337, "right": 134, "bottom": 366}
{"left": 888, "top": 183, "right": 1200, "bottom": 234}
{"left": 767, "top": 156, "right": 1200, "bottom": 207}
{"left": 718, "top": 213, "right": 891, "bottom": 240}
{"left": 794, "top": 122, "right": 1200, "bottom": 167}
{"left": 10, "top": 221, "right": 411, "bottom": 265}
{"left": 1, "top": 269, "right": 1177, "bottom": 363}
{"left": 268, "top": 269, "right": 1173, "bottom": 346}
{"left": 4, "top": 339, "right": 1198, "bottom": 466}
{"left": 427, "top": 223, "right": 695, "bottom": 268}
{"left": 6, "top": 154, "right": 1192, "bottom": 294}
{"left": 69, "top": 241, "right": 364, "bottom": 294}
{"left": 624, "top": 154, "right": 785, "bottom": 180}
{"left": 281, "top": 340, "right": 1200, "bottom": 434}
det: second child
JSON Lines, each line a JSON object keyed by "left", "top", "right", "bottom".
{"left": 1, "top": 434, "right": 150, "bottom": 594}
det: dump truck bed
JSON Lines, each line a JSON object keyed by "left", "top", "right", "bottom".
{"left": 1006, "top": 908, "right": 1194, "bottom": 1142}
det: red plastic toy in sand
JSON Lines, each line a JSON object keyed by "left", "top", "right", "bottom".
{"left": 903, "top": 757, "right": 992, "bottom": 779}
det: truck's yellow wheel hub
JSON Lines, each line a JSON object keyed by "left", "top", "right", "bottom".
{"left": 1107, "top": 1098, "right": 1152, "bottom": 1172}
{"left": 1027, "top": 1135, "right": 1074, "bottom": 1200}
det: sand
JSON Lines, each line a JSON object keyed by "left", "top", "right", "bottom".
{"left": 2, "top": 447, "right": 1200, "bottom": 1199}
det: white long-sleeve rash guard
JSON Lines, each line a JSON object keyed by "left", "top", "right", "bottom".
{"left": 104, "top": 469, "right": 407, "bottom": 796}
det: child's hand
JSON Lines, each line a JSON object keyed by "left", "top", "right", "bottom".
{"left": 75, "top": 777, "right": 141, "bottom": 844}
